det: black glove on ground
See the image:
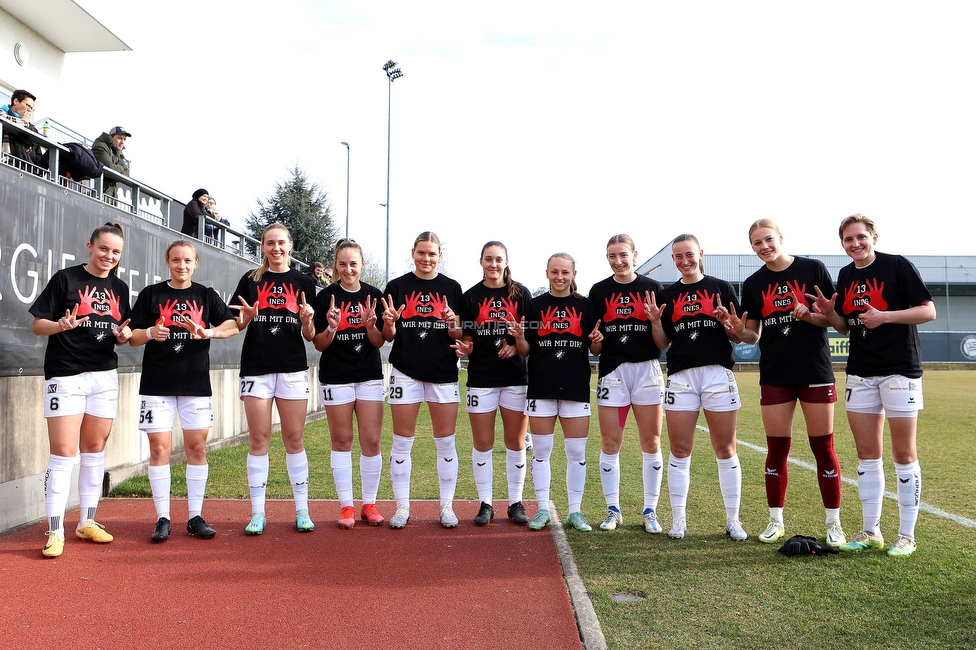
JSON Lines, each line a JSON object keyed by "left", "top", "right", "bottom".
{"left": 778, "top": 534, "right": 839, "bottom": 557}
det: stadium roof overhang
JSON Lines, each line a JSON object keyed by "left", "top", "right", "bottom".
{"left": 1, "top": 0, "right": 129, "bottom": 52}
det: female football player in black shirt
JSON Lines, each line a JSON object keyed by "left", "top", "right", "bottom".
{"left": 29, "top": 222, "right": 132, "bottom": 557}
{"left": 130, "top": 240, "right": 238, "bottom": 542}
{"left": 457, "top": 241, "right": 531, "bottom": 526}
{"left": 380, "top": 232, "right": 465, "bottom": 529}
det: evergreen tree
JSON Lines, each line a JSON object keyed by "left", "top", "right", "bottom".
{"left": 245, "top": 165, "right": 339, "bottom": 267}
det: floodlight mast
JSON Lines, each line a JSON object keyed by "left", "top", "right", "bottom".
{"left": 383, "top": 60, "right": 404, "bottom": 283}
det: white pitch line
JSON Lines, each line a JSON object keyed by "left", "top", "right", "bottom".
{"left": 696, "top": 426, "right": 976, "bottom": 529}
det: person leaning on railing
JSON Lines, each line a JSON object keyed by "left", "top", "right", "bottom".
{"left": 206, "top": 196, "right": 231, "bottom": 247}
{"left": 181, "top": 188, "right": 214, "bottom": 240}
{"left": 92, "top": 126, "right": 131, "bottom": 199}
{"left": 2, "top": 89, "right": 48, "bottom": 171}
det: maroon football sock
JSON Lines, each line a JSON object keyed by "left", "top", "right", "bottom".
{"left": 765, "top": 436, "right": 791, "bottom": 508}
{"left": 809, "top": 433, "right": 842, "bottom": 509}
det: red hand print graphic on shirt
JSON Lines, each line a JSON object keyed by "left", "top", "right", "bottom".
{"left": 602, "top": 292, "right": 649, "bottom": 322}
{"left": 760, "top": 280, "right": 808, "bottom": 318}
{"left": 254, "top": 282, "right": 301, "bottom": 313}
{"left": 477, "top": 299, "right": 495, "bottom": 324}
{"left": 336, "top": 300, "right": 359, "bottom": 331}
{"left": 476, "top": 297, "right": 519, "bottom": 324}
{"left": 628, "top": 292, "right": 649, "bottom": 321}
{"left": 436, "top": 294, "right": 450, "bottom": 319}
{"left": 157, "top": 298, "right": 205, "bottom": 330}
{"left": 671, "top": 289, "right": 718, "bottom": 322}
{"left": 255, "top": 282, "right": 276, "bottom": 310}
{"left": 401, "top": 291, "right": 443, "bottom": 319}
{"left": 281, "top": 284, "right": 301, "bottom": 313}
{"left": 787, "top": 281, "right": 809, "bottom": 308}
{"left": 538, "top": 306, "right": 584, "bottom": 337}
{"left": 77, "top": 285, "right": 99, "bottom": 316}
{"left": 76, "top": 285, "right": 123, "bottom": 322}
{"left": 400, "top": 291, "right": 424, "bottom": 319}
{"left": 157, "top": 298, "right": 180, "bottom": 327}
{"left": 184, "top": 300, "right": 206, "bottom": 329}
{"left": 698, "top": 289, "right": 718, "bottom": 318}
{"left": 499, "top": 297, "right": 519, "bottom": 321}
{"left": 842, "top": 278, "right": 888, "bottom": 315}
{"left": 104, "top": 289, "right": 123, "bottom": 321}
{"left": 603, "top": 293, "right": 631, "bottom": 322}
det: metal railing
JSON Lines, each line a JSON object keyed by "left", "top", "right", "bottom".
{"left": 2, "top": 117, "right": 307, "bottom": 271}
{"left": 36, "top": 116, "right": 93, "bottom": 148}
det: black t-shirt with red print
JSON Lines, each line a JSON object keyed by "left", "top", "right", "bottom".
{"left": 459, "top": 282, "right": 530, "bottom": 388}
{"left": 588, "top": 275, "right": 664, "bottom": 378}
{"left": 523, "top": 292, "right": 597, "bottom": 402}
{"left": 313, "top": 282, "right": 385, "bottom": 384}
{"left": 657, "top": 275, "right": 739, "bottom": 375}
{"left": 740, "top": 256, "right": 835, "bottom": 386}
{"left": 836, "top": 251, "right": 932, "bottom": 379}
{"left": 29, "top": 265, "right": 132, "bottom": 380}
{"left": 230, "top": 268, "right": 318, "bottom": 377}
{"left": 382, "top": 272, "right": 465, "bottom": 384}
{"left": 131, "top": 281, "right": 235, "bottom": 396}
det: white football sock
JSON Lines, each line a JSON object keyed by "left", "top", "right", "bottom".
{"left": 894, "top": 460, "right": 922, "bottom": 538}
{"left": 472, "top": 448, "right": 493, "bottom": 504}
{"left": 825, "top": 508, "right": 841, "bottom": 526}
{"left": 530, "top": 434, "right": 553, "bottom": 510}
{"left": 45, "top": 454, "right": 73, "bottom": 534}
{"left": 599, "top": 451, "right": 620, "bottom": 509}
{"left": 565, "top": 437, "right": 588, "bottom": 514}
{"left": 668, "top": 453, "right": 691, "bottom": 522}
{"left": 286, "top": 450, "right": 310, "bottom": 512}
{"left": 506, "top": 447, "right": 527, "bottom": 503}
{"left": 247, "top": 453, "right": 269, "bottom": 515}
{"left": 148, "top": 464, "right": 172, "bottom": 519}
{"left": 360, "top": 453, "right": 382, "bottom": 504}
{"left": 857, "top": 458, "right": 885, "bottom": 535}
{"left": 185, "top": 463, "right": 208, "bottom": 519}
{"left": 78, "top": 451, "right": 105, "bottom": 524}
{"left": 434, "top": 434, "right": 458, "bottom": 507}
{"left": 331, "top": 450, "right": 354, "bottom": 507}
{"left": 642, "top": 451, "right": 663, "bottom": 511}
{"left": 716, "top": 454, "right": 742, "bottom": 522}
{"left": 390, "top": 435, "right": 414, "bottom": 507}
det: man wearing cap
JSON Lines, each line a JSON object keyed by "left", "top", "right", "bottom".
{"left": 181, "top": 188, "right": 214, "bottom": 239}
{"left": 92, "top": 126, "right": 131, "bottom": 199}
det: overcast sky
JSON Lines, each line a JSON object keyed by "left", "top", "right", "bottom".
{"left": 61, "top": 1, "right": 976, "bottom": 292}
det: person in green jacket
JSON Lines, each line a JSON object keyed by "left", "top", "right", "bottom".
{"left": 92, "top": 126, "right": 131, "bottom": 199}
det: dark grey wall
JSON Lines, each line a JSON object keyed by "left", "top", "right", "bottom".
{"left": 0, "top": 167, "right": 317, "bottom": 376}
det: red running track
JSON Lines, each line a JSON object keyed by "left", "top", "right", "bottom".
{"left": 0, "top": 499, "right": 583, "bottom": 649}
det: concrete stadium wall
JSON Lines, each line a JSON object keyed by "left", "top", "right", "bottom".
{"left": 0, "top": 366, "right": 322, "bottom": 533}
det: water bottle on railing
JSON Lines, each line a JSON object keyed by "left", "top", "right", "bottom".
{"left": 42, "top": 120, "right": 50, "bottom": 137}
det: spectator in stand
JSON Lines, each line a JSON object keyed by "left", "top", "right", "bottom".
{"left": 206, "top": 197, "right": 230, "bottom": 227}
{"left": 205, "top": 196, "right": 231, "bottom": 246}
{"left": 181, "top": 188, "right": 214, "bottom": 240}
{"left": 2, "top": 89, "right": 48, "bottom": 170}
{"left": 306, "top": 262, "right": 329, "bottom": 289}
{"left": 91, "top": 126, "right": 131, "bottom": 199}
